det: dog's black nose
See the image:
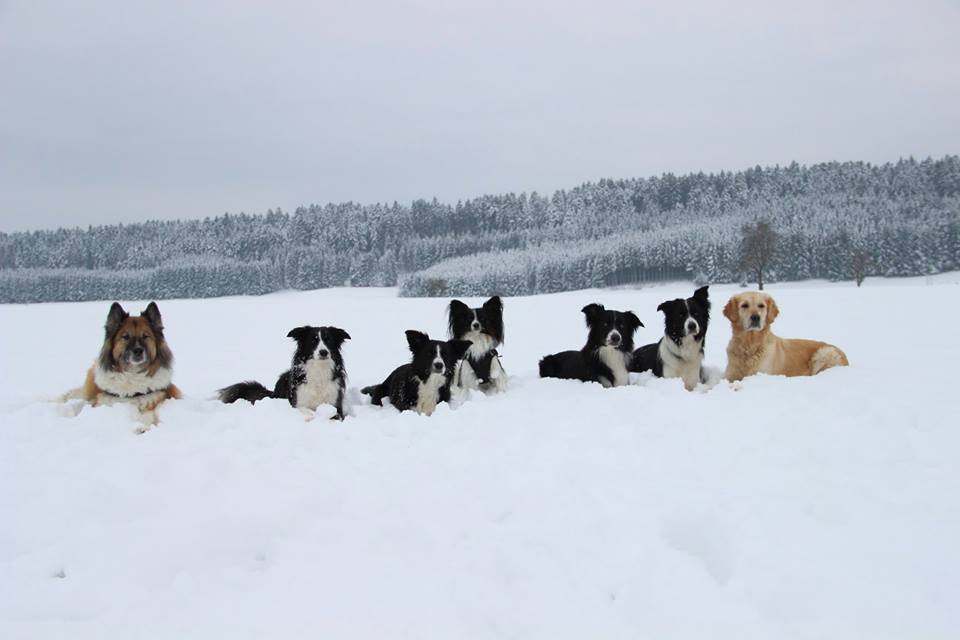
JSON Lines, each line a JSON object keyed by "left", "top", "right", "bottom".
{"left": 317, "top": 349, "right": 329, "bottom": 358}
{"left": 750, "top": 314, "right": 761, "bottom": 325}
{"left": 471, "top": 321, "right": 480, "bottom": 330}
{"left": 686, "top": 321, "right": 697, "bottom": 332}
{"left": 433, "top": 361, "right": 444, "bottom": 372}
{"left": 609, "top": 333, "right": 621, "bottom": 344}
{"left": 132, "top": 347, "right": 144, "bottom": 358}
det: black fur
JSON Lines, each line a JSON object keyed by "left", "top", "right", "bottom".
{"left": 630, "top": 286, "right": 710, "bottom": 380}
{"left": 361, "top": 330, "right": 471, "bottom": 414}
{"left": 448, "top": 295, "right": 505, "bottom": 387}
{"left": 218, "top": 325, "right": 350, "bottom": 419}
{"left": 538, "top": 303, "right": 643, "bottom": 386}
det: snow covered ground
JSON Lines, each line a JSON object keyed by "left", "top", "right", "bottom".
{"left": 1, "top": 276, "right": 958, "bottom": 638}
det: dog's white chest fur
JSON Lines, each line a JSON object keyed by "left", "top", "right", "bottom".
{"left": 453, "top": 331, "right": 507, "bottom": 394}
{"left": 294, "top": 359, "right": 339, "bottom": 411}
{"left": 659, "top": 336, "right": 703, "bottom": 390}
{"left": 597, "top": 346, "right": 629, "bottom": 387}
{"left": 416, "top": 373, "right": 446, "bottom": 416}
{"left": 463, "top": 330, "right": 496, "bottom": 360}
{"left": 94, "top": 364, "right": 172, "bottom": 397}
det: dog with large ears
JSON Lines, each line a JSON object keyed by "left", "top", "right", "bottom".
{"left": 63, "top": 301, "right": 181, "bottom": 430}
{"left": 218, "top": 325, "right": 351, "bottom": 420}
{"left": 361, "top": 330, "right": 472, "bottom": 415}
{"left": 723, "top": 291, "right": 848, "bottom": 381}
{"left": 539, "top": 303, "right": 643, "bottom": 387}
{"left": 448, "top": 295, "right": 507, "bottom": 395}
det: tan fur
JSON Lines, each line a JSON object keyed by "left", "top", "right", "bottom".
{"left": 64, "top": 302, "right": 180, "bottom": 430}
{"left": 109, "top": 316, "right": 160, "bottom": 371}
{"left": 723, "top": 291, "right": 849, "bottom": 381}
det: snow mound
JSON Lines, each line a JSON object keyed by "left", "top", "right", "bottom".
{"left": 1, "top": 277, "right": 958, "bottom": 638}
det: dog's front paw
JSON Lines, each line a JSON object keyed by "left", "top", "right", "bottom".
{"left": 58, "top": 400, "right": 86, "bottom": 418}
{"left": 134, "top": 410, "right": 159, "bottom": 433}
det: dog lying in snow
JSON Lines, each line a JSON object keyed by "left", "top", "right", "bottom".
{"left": 723, "top": 291, "right": 848, "bottom": 381}
{"left": 630, "top": 286, "right": 710, "bottom": 391}
{"left": 539, "top": 303, "right": 643, "bottom": 388}
{"left": 62, "top": 301, "right": 181, "bottom": 431}
{"left": 448, "top": 296, "right": 507, "bottom": 396}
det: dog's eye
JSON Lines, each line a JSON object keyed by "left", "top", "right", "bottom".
{"left": 142, "top": 335, "right": 151, "bottom": 340}
{"left": 740, "top": 303, "right": 748, "bottom": 309}
{"left": 758, "top": 304, "right": 765, "bottom": 309}
{"left": 121, "top": 334, "right": 130, "bottom": 340}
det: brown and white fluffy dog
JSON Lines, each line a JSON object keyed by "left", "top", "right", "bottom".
{"left": 63, "top": 301, "right": 181, "bottom": 429}
{"left": 723, "top": 291, "right": 848, "bottom": 382}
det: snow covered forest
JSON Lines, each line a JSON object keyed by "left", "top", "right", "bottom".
{"left": 1, "top": 156, "right": 957, "bottom": 303}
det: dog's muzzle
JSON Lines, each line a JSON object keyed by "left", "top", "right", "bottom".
{"left": 749, "top": 314, "right": 762, "bottom": 329}
{"left": 432, "top": 361, "right": 445, "bottom": 373}
{"left": 685, "top": 319, "right": 699, "bottom": 336}
{"left": 607, "top": 331, "right": 622, "bottom": 346}
{"left": 127, "top": 346, "right": 147, "bottom": 366}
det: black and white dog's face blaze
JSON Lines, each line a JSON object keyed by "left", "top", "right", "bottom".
{"left": 656, "top": 286, "right": 710, "bottom": 345}
{"left": 582, "top": 303, "right": 643, "bottom": 351}
{"left": 448, "top": 296, "right": 504, "bottom": 344}
{"left": 286, "top": 325, "right": 350, "bottom": 365}
{"left": 405, "top": 330, "right": 472, "bottom": 381}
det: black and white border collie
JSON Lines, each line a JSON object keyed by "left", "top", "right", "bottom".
{"left": 539, "top": 303, "right": 643, "bottom": 387}
{"left": 361, "top": 330, "right": 471, "bottom": 416}
{"left": 630, "top": 286, "right": 710, "bottom": 391}
{"left": 218, "top": 325, "right": 350, "bottom": 420}
{"left": 448, "top": 296, "right": 507, "bottom": 394}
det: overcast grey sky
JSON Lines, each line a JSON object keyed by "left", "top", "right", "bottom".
{"left": 1, "top": 0, "right": 958, "bottom": 232}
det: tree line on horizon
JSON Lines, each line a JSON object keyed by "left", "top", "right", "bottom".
{"left": 0, "top": 156, "right": 957, "bottom": 303}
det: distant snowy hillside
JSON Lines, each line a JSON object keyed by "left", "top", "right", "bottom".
{"left": 1, "top": 156, "right": 958, "bottom": 302}
{"left": 2, "top": 276, "right": 958, "bottom": 638}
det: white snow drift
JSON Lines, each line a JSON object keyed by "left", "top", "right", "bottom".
{"left": 1, "top": 275, "right": 958, "bottom": 638}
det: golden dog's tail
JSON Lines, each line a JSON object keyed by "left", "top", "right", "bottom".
{"left": 811, "top": 345, "right": 849, "bottom": 374}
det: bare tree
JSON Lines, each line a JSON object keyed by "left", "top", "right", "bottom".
{"left": 739, "top": 219, "right": 777, "bottom": 290}
{"left": 850, "top": 249, "right": 870, "bottom": 287}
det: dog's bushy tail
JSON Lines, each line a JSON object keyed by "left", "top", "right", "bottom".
{"left": 218, "top": 381, "right": 274, "bottom": 404}
{"left": 360, "top": 384, "right": 385, "bottom": 406}
{"left": 538, "top": 355, "right": 557, "bottom": 379}
{"left": 811, "top": 345, "right": 849, "bottom": 375}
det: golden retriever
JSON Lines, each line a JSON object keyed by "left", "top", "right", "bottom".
{"left": 723, "top": 291, "right": 848, "bottom": 381}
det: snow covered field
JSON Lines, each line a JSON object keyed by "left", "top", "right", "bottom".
{"left": 1, "top": 276, "right": 958, "bottom": 638}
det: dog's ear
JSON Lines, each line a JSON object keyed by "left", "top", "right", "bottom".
{"left": 322, "top": 326, "right": 351, "bottom": 347}
{"left": 693, "top": 286, "right": 710, "bottom": 305}
{"left": 448, "top": 339, "right": 473, "bottom": 361}
{"left": 287, "top": 326, "right": 315, "bottom": 342}
{"left": 581, "top": 303, "right": 605, "bottom": 325}
{"left": 657, "top": 299, "right": 681, "bottom": 314}
{"left": 482, "top": 296, "right": 503, "bottom": 315}
{"left": 723, "top": 296, "right": 739, "bottom": 323}
{"left": 449, "top": 299, "right": 471, "bottom": 316}
{"left": 483, "top": 295, "right": 505, "bottom": 343}
{"left": 405, "top": 330, "right": 430, "bottom": 354}
{"left": 141, "top": 302, "right": 163, "bottom": 332}
{"left": 448, "top": 299, "right": 471, "bottom": 337}
{"left": 765, "top": 295, "right": 779, "bottom": 324}
{"left": 625, "top": 311, "right": 644, "bottom": 331}
{"left": 105, "top": 302, "right": 128, "bottom": 337}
